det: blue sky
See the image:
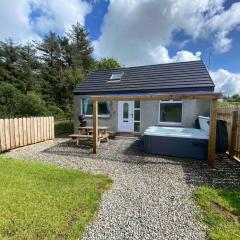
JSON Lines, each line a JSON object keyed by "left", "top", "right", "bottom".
{"left": 0, "top": 0, "right": 240, "bottom": 95}
{"left": 85, "top": 0, "right": 109, "bottom": 41}
{"left": 85, "top": 0, "right": 239, "bottom": 73}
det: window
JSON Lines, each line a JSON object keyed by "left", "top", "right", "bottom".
{"left": 134, "top": 101, "right": 141, "bottom": 132}
{"left": 159, "top": 101, "right": 182, "bottom": 124}
{"left": 123, "top": 102, "right": 129, "bottom": 120}
{"left": 134, "top": 101, "right": 140, "bottom": 108}
{"left": 81, "top": 98, "right": 110, "bottom": 116}
{"left": 134, "top": 122, "right": 140, "bottom": 132}
{"left": 109, "top": 72, "right": 124, "bottom": 81}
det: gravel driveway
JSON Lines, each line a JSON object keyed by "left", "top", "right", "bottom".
{"left": 4, "top": 138, "right": 240, "bottom": 240}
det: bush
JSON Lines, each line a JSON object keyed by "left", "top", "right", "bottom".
{"left": 0, "top": 83, "right": 23, "bottom": 118}
{"left": 54, "top": 121, "right": 74, "bottom": 135}
{"left": 46, "top": 105, "right": 65, "bottom": 120}
{"left": 20, "top": 92, "right": 50, "bottom": 116}
{"left": 0, "top": 82, "right": 67, "bottom": 119}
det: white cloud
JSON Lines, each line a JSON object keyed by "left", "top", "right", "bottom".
{"left": 30, "top": 0, "right": 91, "bottom": 35}
{"left": 0, "top": 0, "right": 92, "bottom": 43}
{"left": 210, "top": 69, "right": 240, "bottom": 96}
{"left": 150, "top": 49, "right": 240, "bottom": 96}
{"left": 150, "top": 46, "right": 201, "bottom": 64}
{"left": 206, "top": 2, "right": 240, "bottom": 53}
{"left": 213, "top": 31, "right": 232, "bottom": 53}
{"left": 94, "top": 0, "right": 240, "bottom": 65}
{"left": 0, "top": 0, "right": 38, "bottom": 43}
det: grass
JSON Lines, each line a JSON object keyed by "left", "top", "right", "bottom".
{"left": 0, "top": 156, "right": 112, "bottom": 239}
{"left": 218, "top": 101, "right": 240, "bottom": 108}
{"left": 195, "top": 186, "right": 240, "bottom": 240}
{"left": 55, "top": 120, "right": 74, "bottom": 136}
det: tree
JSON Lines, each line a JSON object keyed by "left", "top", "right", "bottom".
{"left": 93, "top": 57, "right": 121, "bottom": 70}
{"left": 18, "top": 43, "right": 41, "bottom": 93}
{"left": 0, "top": 39, "right": 21, "bottom": 87}
{"left": 35, "top": 31, "right": 63, "bottom": 67}
{"left": 224, "top": 94, "right": 240, "bottom": 103}
{"left": 0, "top": 82, "right": 23, "bottom": 117}
{"left": 65, "top": 22, "right": 94, "bottom": 72}
{"left": 35, "top": 24, "right": 94, "bottom": 110}
{"left": 0, "top": 23, "right": 120, "bottom": 118}
{"left": 0, "top": 39, "right": 41, "bottom": 93}
{"left": 35, "top": 31, "right": 65, "bottom": 106}
{"left": 0, "top": 82, "right": 65, "bottom": 118}
{"left": 231, "top": 94, "right": 240, "bottom": 102}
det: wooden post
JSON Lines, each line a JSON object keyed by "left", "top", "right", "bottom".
{"left": 0, "top": 119, "right": 6, "bottom": 151}
{"left": 208, "top": 99, "right": 218, "bottom": 167}
{"left": 14, "top": 118, "right": 19, "bottom": 147}
{"left": 229, "top": 111, "right": 238, "bottom": 160}
{"left": 34, "top": 117, "right": 37, "bottom": 143}
{"left": 18, "top": 118, "right": 24, "bottom": 147}
{"left": 46, "top": 117, "right": 49, "bottom": 140}
{"left": 93, "top": 100, "right": 98, "bottom": 153}
{"left": 23, "top": 117, "right": 27, "bottom": 146}
{"left": 4, "top": 119, "right": 10, "bottom": 150}
{"left": 9, "top": 118, "right": 15, "bottom": 149}
{"left": 26, "top": 117, "right": 31, "bottom": 144}
{"left": 51, "top": 117, "right": 55, "bottom": 139}
{"left": 43, "top": 117, "right": 47, "bottom": 141}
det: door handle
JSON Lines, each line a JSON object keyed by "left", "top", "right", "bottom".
{"left": 131, "top": 113, "right": 133, "bottom": 118}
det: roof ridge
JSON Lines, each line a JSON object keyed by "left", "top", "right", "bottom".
{"left": 92, "top": 60, "right": 203, "bottom": 72}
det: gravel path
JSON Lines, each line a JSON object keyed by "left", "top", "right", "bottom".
{"left": 4, "top": 138, "right": 240, "bottom": 240}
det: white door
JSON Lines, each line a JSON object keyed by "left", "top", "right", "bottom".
{"left": 118, "top": 101, "right": 134, "bottom": 132}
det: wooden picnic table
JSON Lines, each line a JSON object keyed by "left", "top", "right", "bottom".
{"left": 78, "top": 126, "right": 108, "bottom": 131}
{"left": 69, "top": 126, "right": 109, "bottom": 146}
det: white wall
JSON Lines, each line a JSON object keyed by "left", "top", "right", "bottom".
{"left": 140, "top": 99, "right": 210, "bottom": 134}
{"left": 73, "top": 95, "right": 118, "bottom": 133}
{"left": 73, "top": 96, "right": 210, "bottom": 135}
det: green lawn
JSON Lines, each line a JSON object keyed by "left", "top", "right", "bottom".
{"left": 195, "top": 186, "right": 240, "bottom": 240}
{"left": 0, "top": 156, "right": 112, "bottom": 239}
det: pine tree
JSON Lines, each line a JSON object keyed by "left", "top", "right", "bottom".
{"left": 0, "top": 24, "right": 121, "bottom": 117}
{"left": 35, "top": 31, "right": 65, "bottom": 106}
{"left": 18, "top": 43, "right": 41, "bottom": 93}
{"left": 65, "top": 22, "right": 94, "bottom": 72}
{"left": 0, "top": 39, "right": 41, "bottom": 93}
{"left": 0, "top": 39, "right": 21, "bottom": 87}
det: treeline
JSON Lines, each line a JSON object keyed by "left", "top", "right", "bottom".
{"left": 218, "top": 94, "right": 240, "bottom": 107}
{"left": 0, "top": 22, "right": 120, "bottom": 119}
{"left": 224, "top": 94, "right": 240, "bottom": 102}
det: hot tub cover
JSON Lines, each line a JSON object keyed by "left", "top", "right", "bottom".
{"left": 144, "top": 126, "right": 209, "bottom": 140}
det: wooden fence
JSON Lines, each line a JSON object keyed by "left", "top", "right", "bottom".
{"left": 0, "top": 116, "right": 54, "bottom": 152}
{"left": 217, "top": 106, "right": 240, "bottom": 160}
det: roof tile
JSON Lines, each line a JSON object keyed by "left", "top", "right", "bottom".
{"left": 74, "top": 60, "right": 214, "bottom": 95}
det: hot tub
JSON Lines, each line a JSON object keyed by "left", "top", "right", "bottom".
{"left": 144, "top": 118, "right": 209, "bottom": 160}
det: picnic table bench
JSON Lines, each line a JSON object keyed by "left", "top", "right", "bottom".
{"left": 69, "top": 126, "right": 109, "bottom": 146}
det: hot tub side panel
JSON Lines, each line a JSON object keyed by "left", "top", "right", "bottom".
{"left": 144, "top": 135, "right": 208, "bottom": 160}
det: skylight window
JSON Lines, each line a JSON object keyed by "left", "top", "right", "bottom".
{"left": 109, "top": 72, "right": 124, "bottom": 81}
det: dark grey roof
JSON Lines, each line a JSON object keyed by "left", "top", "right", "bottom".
{"left": 73, "top": 60, "right": 215, "bottom": 95}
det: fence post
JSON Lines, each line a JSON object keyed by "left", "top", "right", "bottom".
{"left": 229, "top": 111, "right": 238, "bottom": 160}
{"left": 52, "top": 117, "right": 55, "bottom": 139}
{"left": 0, "top": 119, "right": 6, "bottom": 151}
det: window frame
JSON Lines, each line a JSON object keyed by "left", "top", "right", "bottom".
{"left": 158, "top": 100, "right": 183, "bottom": 125}
{"left": 108, "top": 72, "right": 124, "bottom": 82}
{"left": 81, "top": 98, "right": 110, "bottom": 118}
{"left": 133, "top": 101, "right": 141, "bottom": 132}
{"left": 122, "top": 102, "right": 129, "bottom": 121}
